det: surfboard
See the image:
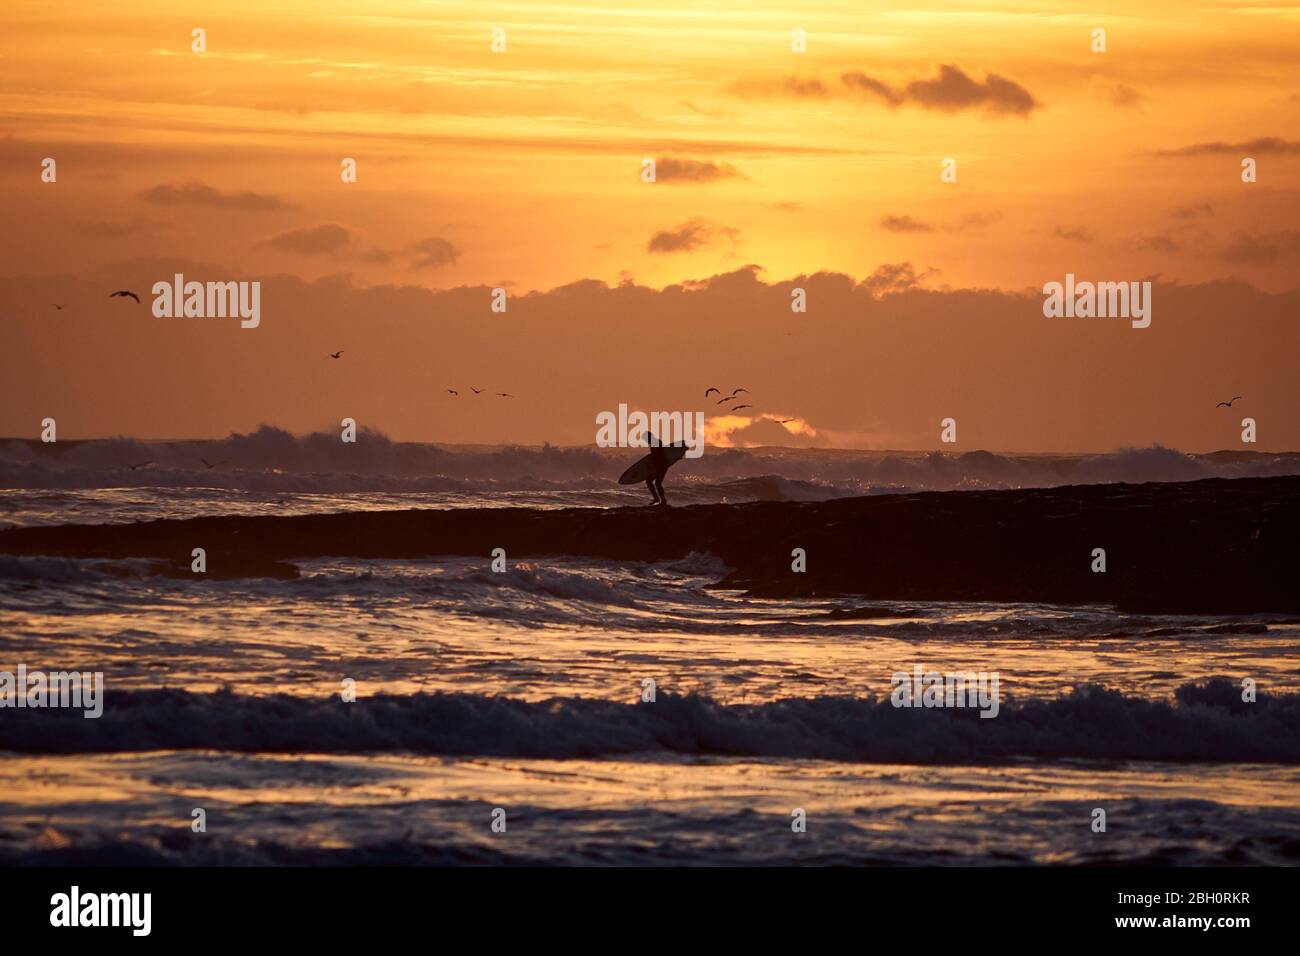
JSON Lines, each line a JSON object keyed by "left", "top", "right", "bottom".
{"left": 617, "top": 443, "right": 689, "bottom": 484}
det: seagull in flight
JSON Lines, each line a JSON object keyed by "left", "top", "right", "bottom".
{"left": 704, "top": 387, "right": 720, "bottom": 397}
{"left": 447, "top": 388, "right": 459, "bottom": 396}
{"left": 51, "top": 303, "right": 65, "bottom": 311}
{"left": 198, "top": 457, "right": 222, "bottom": 470}
{"left": 732, "top": 404, "right": 753, "bottom": 412}
{"left": 715, "top": 395, "right": 735, "bottom": 405}
{"left": 329, "top": 350, "right": 344, "bottom": 359}
{"left": 496, "top": 392, "right": 514, "bottom": 398}
{"left": 470, "top": 386, "right": 483, "bottom": 394}
{"left": 109, "top": 290, "right": 140, "bottom": 303}
{"left": 729, "top": 387, "right": 748, "bottom": 396}
{"left": 1216, "top": 396, "right": 1243, "bottom": 408}
{"left": 775, "top": 418, "right": 794, "bottom": 424}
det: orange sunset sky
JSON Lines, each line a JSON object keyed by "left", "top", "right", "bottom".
{"left": 1, "top": 0, "right": 1298, "bottom": 451}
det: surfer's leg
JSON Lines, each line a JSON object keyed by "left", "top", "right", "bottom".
{"left": 654, "top": 476, "right": 668, "bottom": 506}
{"left": 645, "top": 478, "right": 660, "bottom": 504}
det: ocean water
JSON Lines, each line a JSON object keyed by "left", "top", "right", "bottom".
{"left": 3, "top": 484, "right": 1300, "bottom": 865}
{"left": 5, "top": 434, "right": 1300, "bottom": 528}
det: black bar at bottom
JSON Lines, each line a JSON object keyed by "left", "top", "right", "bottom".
{"left": 0, "top": 866, "right": 1283, "bottom": 941}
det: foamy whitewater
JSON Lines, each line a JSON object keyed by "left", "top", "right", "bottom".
{"left": 5, "top": 428, "right": 1300, "bottom": 527}
{"left": 2, "top": 435, "right": 1299, "bottom": 865}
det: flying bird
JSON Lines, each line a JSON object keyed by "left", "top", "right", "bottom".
{"left": 732, "top": 404, "right": 753, "bottom": 412}
{"left": 775, "top": 419, "right": 794, "bottom": 424}
{"left": 447, "top": 389, "right": 459, "bottom": 396}
{"left": 1216, "top": 396, "right": 1243, "bottom": 408}
{"left": 127, "top": 461, "right": 153, "bottom": 470}
{"left": 51, "top": 303, "right": 64, "bottom": 310}
{"left": 329, "top": 350, "right": 344, "bottom": 359}
{"left": 704, "top": 387, "right": 720, "bottom": 397}
{"left": 716, "top": 396, "right": 735, "bottom": 405}
{"left": 109, "top": 290, "right": 140, "bottom": 303}
{"left": 730, "top": 388, "right": 748, "bottom": 396}
{"left": 470, "top": 386, "right": 484, "bottom": 395}
{"left": 198, "top": 457, "right": 222, "bottom": 470}
{"left": 496, "top": 392, "right": 514, "bottom": 398}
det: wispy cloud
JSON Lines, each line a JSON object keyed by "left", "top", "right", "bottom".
{"left": 880, "top": 214, "right": 935, "bottom": 234}
{"left": 647, "top": 218, "right": 738, "bottom": 253}
{"left": 644, "top": 217, "right": 738, "bottom": 254}
{"left": 1053, "top": 226, "right": 1093, "bottom": 243}
{"left": 736, "top": 65, "right": 1039, "bottom": 116}
{"left": 652, "top": 157, "right": 746, "bottom": 183}
{"left": 1220, "top": 230, "right": 1300, "bottom": 263}
{"left": 1132, "top": 233, "right": 1181, "bottom": 253}
{"left": 1108, "top": 84, "right": 1143, "bottom": 108}
{"left": 856, "top": 262, "right": 939, "bottom": 297}
{"left": 408, "top": 237, "right": 460, "bottom": 269}
{"left": 85, "top": 217, "right": 168, "bottom": 238}
{"left": 138, "top": 180, "right": 293, "bottom": 211}
{"left": 268, "top": 223, "right": 352, "bottom": 255}
{"left": 1158, "top": 137, "right": 1300, "bottom": 157}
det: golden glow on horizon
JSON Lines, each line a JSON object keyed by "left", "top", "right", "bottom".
{"left": 1, "top": 1, "right": 1297, "bottom": 449}
{"left": 2, "top": 0, "right": 1297, "bottom": 293}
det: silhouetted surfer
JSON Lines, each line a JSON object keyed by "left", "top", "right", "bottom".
{"left": 617, "top": 432, "right": 688, "bottom": 506}
{"left": 645, "top": 439, "right": 670, "bottom": 506}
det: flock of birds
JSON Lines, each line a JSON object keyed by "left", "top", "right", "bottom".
{"left": 88, "top": 291, "right": 525, "bottom": 402}
{"left": 701, "top": 387, "right": 1244, "bottom": 429}
{"left": 72, "top": 292, "right": 1246, "bottom": 447}
{"left": 703, "top": 387, "right": 793, "bottom": 423}
{"left": 704, "top": 386, "right": 753, "bottom": 412}
{"left": 446, "top": 387, "right": 513, "bottom": 398}
{"left": 327, "top": 350, "right": 515, "bottom": 399}
{"left": 111, "top": 388, "right": 1249, "bottom": 473}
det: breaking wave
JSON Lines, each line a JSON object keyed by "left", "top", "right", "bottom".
{"left": 4, "top": 678, "right": 1297, "bottom": 763}
{"left": 2, "top": 427, "right": 1297, "bottom": 498}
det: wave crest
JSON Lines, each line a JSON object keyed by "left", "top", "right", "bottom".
{"left": 4, "top": 678, "right": 1296, "bottom": 763}
{"left": 4, "top": 430, "right": 1298, "bottom": 496}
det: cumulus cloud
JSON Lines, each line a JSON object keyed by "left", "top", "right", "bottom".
{"left": 5, "top": 265, "right": 1298, "bottom": 451}
{"left": 138, "top": 180, "right": 293, "bottom": 211}
{"left": 897, "top": 65, "right": 1037, "bottom": 114}
{"left": 707, "top": 413, "right": 822, "bottom": 449}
